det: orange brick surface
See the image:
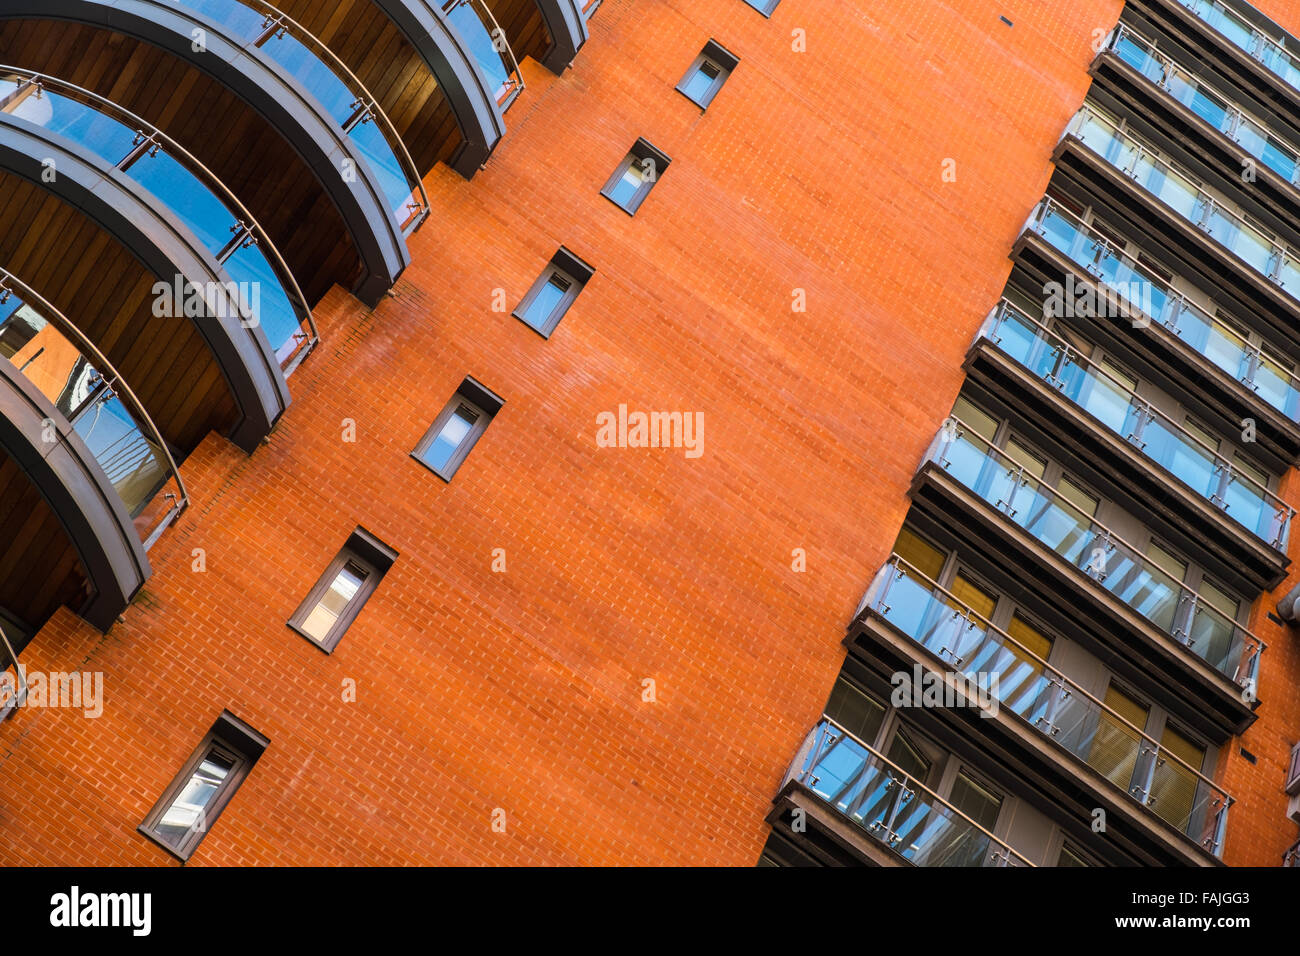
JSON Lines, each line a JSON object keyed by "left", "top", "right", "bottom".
{"left": 1, "top": 0, "right": 1298, "bottom": 866}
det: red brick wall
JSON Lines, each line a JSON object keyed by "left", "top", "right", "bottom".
{"left": 13, "top": 0, "right": 1299, "bottom": 865}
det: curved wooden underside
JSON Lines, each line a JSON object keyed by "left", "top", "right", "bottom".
{"left": 0, "top": 0, "right": 410, "bottom": 306}
{"left": 0, "top": 122, "right": 288, "bottom": 452}
{"left": 0, "top": 360, "right": 147, "bottom": 635}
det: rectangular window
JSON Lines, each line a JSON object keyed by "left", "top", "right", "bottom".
{"left": 513, "top": 247, "right": 594, "bottom": 337}
{"left": 676, "top": 41, "right": 738, "bottom": 108}
{"left": 601, "top": 138, "right": 671, "bottom": 215}
{"left": 288, "top": 528, "right": 397, "bottom": 652}
{"left": 743, "top": 0, "right": 780, "bottom": 15}
{"left": 139, "top": 712, "right": 268, "bottom": 861}
{"left": 413, "top": 377, "right": 504, "bottom": 480}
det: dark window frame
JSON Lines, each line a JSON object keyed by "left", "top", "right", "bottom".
{"left": 743, "top": 0, "right": 780, "bottom": 16}
{"left": 512, "top": 247, "right": 595, "bottom": 337}
{"left": 601, "top": 138, "right": 671, "bottom": 216}
{"left": 138, "top": 711, "right": 268, "bottom": 862}
{"left": 676, "top": 40, "right": 739, "bottom": 108}
{"left": 287, "top": 528, "right": 397, "bottom": 653}
{"left": 412, "top": 377, "right": 505, "bottom": 481}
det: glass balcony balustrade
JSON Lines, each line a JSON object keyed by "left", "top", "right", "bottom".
{"left": 0, "top": 268, "right": 188, "bottom": 549}
{"left": 785, "top": 718, "right": 1034, "bottom": 866}
{"left": 180, "top": 0, "right": 431, "bottom": 232}
{"left": 442, "top": 0, "right": 525, "bottom": 109}
{"left": 855, "top": 554, "right": 1233, "bottom": 856}
{"left": 1026, "top": 198, "right": 1300, "bottom": 421}
{"left": 920, "top": 415, "right": 1267, "bottom": 686}
{"left": 976, "top": 300, "right": 1292, "bottom": 549}
{"left": 1066, "top": 104, "right": 1300, "bottom": 303}
{"left": 1180, "top": 0, "right": 1300, "bottom": 95}
{"left": 1109, "top": 24, "right": 1300, "bottom": 185}
{"left": 0, "top": 68, "right": 317, "bottom": 373}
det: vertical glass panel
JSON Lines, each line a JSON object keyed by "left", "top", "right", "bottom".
{"left": 824, "top": 680, "right": 886, "bottom": 746}
{"left": 444, "top": 0, "right": 511, "bottom": 100}
{"left": 300, "top": 561, "right": 367, "bottom": 641}
{"left": 682, "top": 60, "right": 721, "bottom": 103}
{"left": 125, "top": 148, "right": 235, "bottom": 257}
{"left": 1149, "top": 724, "right": 1205, "bottom": 833}
{"left": 892, "top": 526, "right": 946, "bottom": 582}
{"left": 521, "top": 275, "right": 570, "bottom": 331}
{"left": 421, "top": 404, "right": 479, "bottom": 472}
{"left": 154, "top": 748, "right": 236, "bottom": 848}
{"left": 607, "top": 161, "right": 646, "bottom": 209}
{"left": 347, "top": 117, "right": 414, "bottom": 221}
{"left": 182, "top": 0, "right": 268, "bottom": 41}
{"left": 73, "top": 393, "right": 169, "bottom": 517}
{"left": 3, "top": 86, "right": 137, "bottom": 165}
{"left": 1086, "top": 684, "right": 1148, "bottom": 792}
{"left": 222, "top": 240, "right": 300, "bottom": 363}
{"left": 259, "top": 31, "right": 358, "bottom": 124}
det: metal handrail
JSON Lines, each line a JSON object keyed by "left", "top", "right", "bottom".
{"left": 458, "top": 0, "right": 525, "bottom": 109}
{"left": 982, "top": 297, "right": 1293, "bottom": 530}
{"left": 0, "top": 64, "right": 319, "bottom": 374}
{"left": 926, "top": 413, "right": 1268, "bottom": 680}
{"left": 1107, "top": 23, "right": 1300, "bottom": 186}
{"left": 1180, "top": 0, "right": 1300, "bottom": 91}
{"left": 1067, "top": 103, "right": 1300, "bottom": 293}
{"left": 863, "top": 552, "right": 1238, "bottom": 808}
{"left": 0, "top": 266, "right": 190, "bottom": 543}
{"left": 1025, "top": 197, "right": 1300, "bottom": 406}
{"left": 790, "top": 716, "right": 1037, "bottom": 866}
{"left": 0, "top": 621, "right": 26, "bottom": 719}
{"left": 237, "top": 0, "right": 431, "bottom": 232}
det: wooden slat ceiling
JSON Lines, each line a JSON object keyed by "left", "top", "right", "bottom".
{"left": 0, "top": 18, "right": 364, "bottom": 309}
{"left": 483, "top": 0, "right": 550, "bottom": 67}
{"left": 0, "top": 173, "right": 237, "bottom": 456}
{"left": 0, "top": 450, "right": 88, "bottom": 639}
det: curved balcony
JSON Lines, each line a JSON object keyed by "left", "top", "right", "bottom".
{"left": 0, "top": 96, "right": 289, "bottom": 452}
{"left": 1065, "top": 105, "right": 1300, "bottom": 306}
{"left": 368, "top": 0, "right": 511, "bottom": 175}
{"left": 444, "top": 0, "right": 524, "bottom": 109}
{"left": 0, "top": 268, "right": 188, "bottom": 550}
{"left": 2, "top": 68, "right": 316, "bottom": 374}
{"left": 773, "top": 718, "right": 1035, "bottom": 867}
{"left": 0, "top": 0, "right": 413, "bottom": 306}
{"left": 530, "top": 0, "right": 589, "bottom": 73}
{"left": 921, "top": 415, "right": 1266, "bottom": 692}
{"left": 1177, "top": 0, "right": 1300, "bottom": 97}
{"left": 976, "top": 300, "right": 1292, "bottom": 552}
{"left": 856, "top": 554, "right": 1233, "bottom": 859}
{"left": 1023, "top": 198, "right": 1300, "bottom": 427}
{"left": 184, "top": 0, "right": 431, "bottom": 236}
{"left": 1106, "top": 24, "right": 1300, "bottom": 189}
{"left": 0, "top": 623, "right": 24, "bottom": 720}
{"left": 0, "top": 276, "right": 173, "bottom": 633}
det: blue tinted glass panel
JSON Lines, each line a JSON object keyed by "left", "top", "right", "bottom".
{"left": 446, "top": 3, "right": 510, "bottom": 98}
{"left": 260, "top": 32, "right": 357, "bottom": 124}
{"left": 222, "top": 242, "right": 300, "bottom": 361}
{"left": 7, "top": 89, "right": 137, "bottom": 165}
{"left": 421, "top": 405, "right": 479, "bottom": 472}
{"left": 73, "top": 393, "right": 168, "bottom": 516}
{"left": 182, "top": 0, "right": 267, "bottom": 41}
{"left": 347, "top": 119, "right": 412, "bottom": 219}
{"left": 126, "top": 149, "right": 235, "bottom": 256}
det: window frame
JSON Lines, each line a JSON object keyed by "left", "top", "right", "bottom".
{"left": 512, "top": 247, "right": 595, "bottom": 338}
{"left": 412, "top": 377, "right": 504, "bottom": 481}
{"left": 288, "top": 544, "right": 387, "bottom": 653}
{"left": 675, "top": 41, "right": 739, "bottom": 109}
{"left": 601, "top": 138, "right": 671, "bottom": 216}
{"left": 138, "top": 712, "right": 267, "bottom": 862}
{"left": 742, "top": 0, "right": 780, "bottom": 16}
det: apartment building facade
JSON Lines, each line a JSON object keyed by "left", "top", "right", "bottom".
{"left": 0, "top": 0, "right": 1296, "bottom": 866}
